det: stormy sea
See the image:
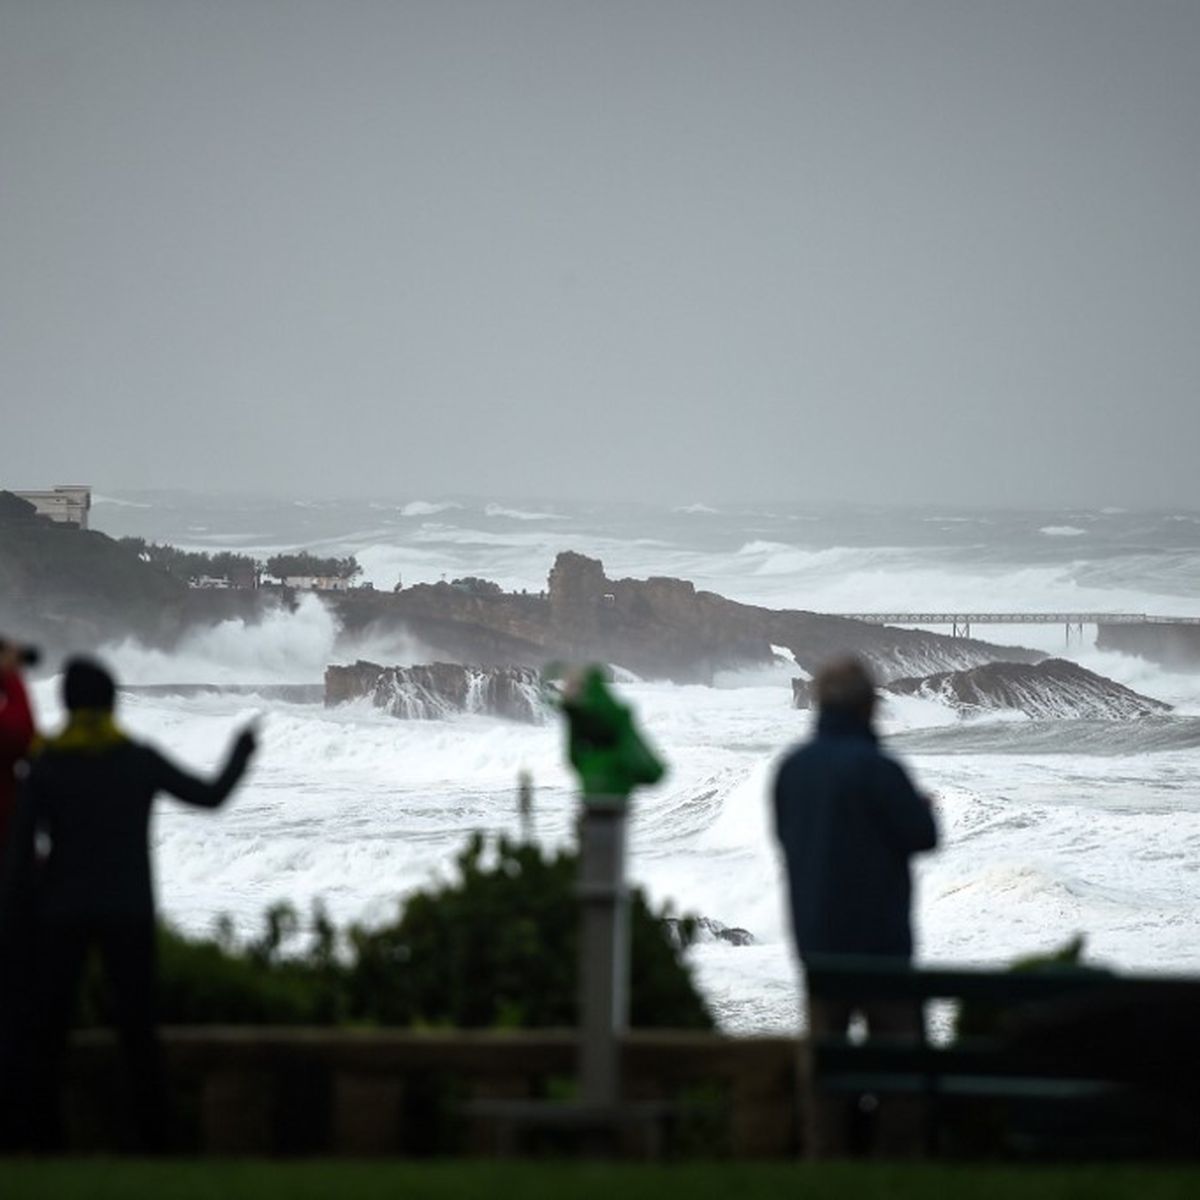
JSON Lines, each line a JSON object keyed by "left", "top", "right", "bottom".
{"left": 43, "top": 494, "right": 1200, "bottom": 1033}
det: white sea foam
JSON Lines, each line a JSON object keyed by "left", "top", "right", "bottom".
{"left": 104, "top": 595, "right": 341, "bottom": 685}
{"left": 92, "top": 494, "right": 152, "bottom": 508}
{"left": 400, "top": 500, "right": 462, "bottom": 517}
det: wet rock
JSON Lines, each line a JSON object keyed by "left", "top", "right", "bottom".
{"left": 663, "top": 916, "right": 756, "bottom": 949}
{"left": 325, "top": 660, "right": 544, "bottom": 723}
{"left": 884, "top": 658, "right": 1171, "bottom": 719}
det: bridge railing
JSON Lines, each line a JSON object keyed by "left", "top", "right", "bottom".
{"left": 834, "top": 613, "right": 1200, "bottom": 627}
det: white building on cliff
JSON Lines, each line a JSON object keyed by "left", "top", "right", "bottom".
{"left": 13, "top": 485, "right": 91, "bottom": 529}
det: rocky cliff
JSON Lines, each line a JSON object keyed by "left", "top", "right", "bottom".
{"left": 1, "top": 505, "right": 1042, "bottom": 687}
{"left": 0, "top": 491, "right": 289, "bottom": 660}
{"left": 325, "top": 660, "right": 545, "bottom": 723}
{"left": 884, "top": 658, "right": 1170, "bottom": 719}
{"left": 0, "top": 492, "right": 188, "bottom": 654}
{"left": 334, "top": 551, "right": 1040, "bottom": 685}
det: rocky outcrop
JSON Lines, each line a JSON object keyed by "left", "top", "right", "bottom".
{"left": 333, "top": 552, "right": 1041, "bottom": 686}
{"left": 325, "top": 660, "right": 544, "bottom": 723}
{"left": 884, "top": 658, "right": 1171, "bottom": 719}
{"left": 791, "top": 679, "right": 812, "bottom": 709}
{"left": 662, "top": 916, "right": 756, "bottom": 949}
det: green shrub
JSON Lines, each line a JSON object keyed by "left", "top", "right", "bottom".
{"left": 79, "top": 834, "right": 712, "bottom": 1030}
{"left": 348, "top": 833, "right": 711, "bottom": 1029}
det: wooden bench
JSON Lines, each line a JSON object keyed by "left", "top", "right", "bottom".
{"left": 804, "top": 956, "right": 1200, "bottom": 1160}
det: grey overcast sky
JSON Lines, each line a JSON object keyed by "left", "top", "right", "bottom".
{"left": 1, "top": 1, "right": 1198, "bottom": 508}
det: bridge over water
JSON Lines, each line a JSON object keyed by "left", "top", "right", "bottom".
{"left": 834, "top": 612, "right": 1200, "bottom": 641}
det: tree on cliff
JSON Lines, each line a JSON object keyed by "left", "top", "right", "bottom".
{"left": 120, "top": 538, "right": 259, "bottom": 585}
{"left": 265, "top": 551, "right": 361, "bottom": 581}
{"left": 448, "top": 576, "right": 502, "bottom": 596}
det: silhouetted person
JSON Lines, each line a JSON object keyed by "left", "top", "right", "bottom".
{"left": 18, "top": 657, "right": 256, "bottom": 1152}
{"left": 773, "top": 656, "right": 937, "bottom": 1156}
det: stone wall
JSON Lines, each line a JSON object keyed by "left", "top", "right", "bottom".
{"left": 63, "top": 1029, "right": 803, "bottom": 1157}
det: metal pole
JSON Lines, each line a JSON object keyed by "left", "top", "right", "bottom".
{"left": 577, "top": 797, "right": 629, "bottom": 1108}
{"left": 517, "top": 770, "right": 534, "bottom": 844}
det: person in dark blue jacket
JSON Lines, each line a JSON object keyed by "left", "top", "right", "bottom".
{"left": 774, "top": 656, "right": 937, "bottom": 964}
{"left": 774, "top": 656, "right": 937, "bottom": 1155}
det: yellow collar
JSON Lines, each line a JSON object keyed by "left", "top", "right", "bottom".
{"left": 42, "top": 709, "right": 127, "bottom": 754}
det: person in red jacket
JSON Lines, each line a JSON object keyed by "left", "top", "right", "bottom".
{"left": 0, "top": 638, "right": 37, "bottom": 861}
{"left": 0, "top": 637, "right": 37, "bottom": 1150}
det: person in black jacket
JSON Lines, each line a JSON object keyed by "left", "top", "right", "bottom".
{"left": 774, "top": 655, "right": 937, "bottom": 1155}
{"left": 17, "top": 657, "right": 257, "bottom": 1151}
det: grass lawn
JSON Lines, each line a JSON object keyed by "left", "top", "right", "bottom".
{"left": 1, "top": 1161, "right": 1199, "bottom": 1199}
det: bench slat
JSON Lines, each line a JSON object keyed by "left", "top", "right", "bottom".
{"left": 803, "top": 957, "right": 1200, "bottom": 1005}
{"left": 817, "top": 1072, "right": 1120, "bottom": 1101}
{"left": 813, "top": 1039, "right": 1122, "bottom": 1081}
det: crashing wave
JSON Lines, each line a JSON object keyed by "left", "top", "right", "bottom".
{"left": 856, "top": 640, "right": 1034, "bottom": 683}
{"left": 483, "top": 503, "right": 565, "bottom": 521}
{"left": 884, "top": 658, "right": 1171, "bottom": 720}
{"left": 324, "top": 660, "right": 544, "bottom": 723}
{"left": 120, "top": 683, "right": 324, "bottom": 703}
{"left": 399, "top": 500, "right": 461, "bottom": 517}
{"left": 895, "top": 715, "right": 1200, "bottom": 756}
